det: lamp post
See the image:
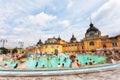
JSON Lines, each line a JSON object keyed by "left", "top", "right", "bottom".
{"left": 18, "top": 41, "right": 24, "bottom": 53}
{"left": 0, "top": 39, "right": 7, "bottom": 48}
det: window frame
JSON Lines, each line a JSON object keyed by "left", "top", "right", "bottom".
{"left": 89, "top": 41, "right": 94, "bottom": 46}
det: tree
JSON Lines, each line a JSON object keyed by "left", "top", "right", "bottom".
{"left": 12, "top": 48, "right": 18, "bottom": 53}
{"left": 0, "top": 47, "right": 8, "bottom": 54}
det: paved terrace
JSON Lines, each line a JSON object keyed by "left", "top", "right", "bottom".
{"left": 0, "top": 66, "right": 120, "bottom": 80}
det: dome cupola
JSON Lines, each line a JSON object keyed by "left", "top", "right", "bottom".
{"left": 36, "top": 39, "right": 43, "bottom": 46}
{"left": 86, "top": 23, "right": 99, "bottom": 34}
{"left": 58, "top": 35, "right": 61, "bottom": 40}
{"left": 85, "top": 22, "right": 101, "bottom": 38}
{"left": 70, "top": 34, "right": 77, "bottom": 43}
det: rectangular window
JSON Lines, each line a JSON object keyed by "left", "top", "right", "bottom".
{"left": 112, "top": 42, "right": 117, "bottom": 47}
{"left": 51, "top": 45, "right": 54, "bottom": 48}
{"left": 89, "top": 41, "right": 94, "bottom": 46}
{"left": 56, "top": 46, "right": 59, "bottom": 48}
{"left": 45, "top": 45, "right": 47, "bottom": 48}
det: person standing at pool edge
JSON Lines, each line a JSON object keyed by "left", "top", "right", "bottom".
{"left": 76, "top": 60, "right": 82, "bottom": 68}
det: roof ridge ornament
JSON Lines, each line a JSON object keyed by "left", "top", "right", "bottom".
{"left": 90, "top": 16, "right": 94, "bottom": 27}
{"left": 58, "top": 35, "right": 61, "bottom": 40}
{"left": 90, "top": 16, "right": 92, "bottom": 24}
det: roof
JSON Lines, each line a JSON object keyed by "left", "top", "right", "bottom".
{"left": 86, "top": 23, "right": 99, "bottom": 34}
{"left": 70, "top": 34, "right": 76, "bottom": 41}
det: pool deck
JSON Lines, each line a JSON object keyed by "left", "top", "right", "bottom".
{"left": 0, "top": 67, "right": 120, "bottom": 80}
{"left": 0, "top": 63, "right": 120, "bottom": 80}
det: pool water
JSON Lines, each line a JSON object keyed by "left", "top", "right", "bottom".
{"left": 25, "top": 54, "right": 107, "bottom": 68}
{"left": 0, "top": 61, "right": 20, "bottom": 67}
{"left": 0, "top": 54, "right": 107, "bottom": 68}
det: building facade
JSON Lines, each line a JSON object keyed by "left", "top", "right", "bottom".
{"left": 24, "top": 22, "right": 120, "bottom": 54}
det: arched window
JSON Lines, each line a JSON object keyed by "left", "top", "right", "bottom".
{"left": 89, "top": 41, "right": 94, "bottom": 46}
{"left": 103, "top": 44, "right": 106, "bottom": 48}
{"left": 112, "top": 42, "right": 117, "bottom": 47}
{"left": 56, "top": 46, "right": 59, "bottom": 48}
{"left": 89, "top": 32, "right": 94, "bottom": 37}
{"left": 51, "top": 45, "right": 54, "bottom": 48}
{"left": 45, "top": 45, "right": 47, "bottom": 48}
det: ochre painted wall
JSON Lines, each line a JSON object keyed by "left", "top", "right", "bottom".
{"left": 24, "top": 35, "right": 120, "bottom": 54}
{"left": 83, "top": 39, "right": 102, "bottom": 51}
{"left": 40, "top": 44, "right": 63, "bottom": 53}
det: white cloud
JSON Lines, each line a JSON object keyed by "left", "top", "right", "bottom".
{"left": 0, "top": 35, "right": 22, "bottom": 48}
{"left": 0, "top": 0, "right": 120, "bottom": 48}
{"left": 92, "top": 0, "right": 118, "bottom": 19}
{"left": 92, "top": 0, "right": 120, "bottom": 21}
{"left": 0, "top": 0, "right": 53, "bottom": 21}
{"left": 67, "top": 0, "right": 73, "bottom": 9}
{"left": 29, "top": 12, "right": 57, "bottom": 26}
{"left": 0, "top": 17, "right": 2, "bottom": 21}
{"left": 91, "top": 0, "right": 120, "bottom": 36}
{"left": 13, "top": 27, "right": 24, "bottom": 32}
{"left": 59, "top": 20, "right": 70, "bottom": 27}
{"left": 0, "top": 29, "right": 6, "bottom": 34}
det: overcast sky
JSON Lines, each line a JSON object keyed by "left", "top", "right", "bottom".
{"left": 0, "top": 0, "right": 120, "bottom": 48}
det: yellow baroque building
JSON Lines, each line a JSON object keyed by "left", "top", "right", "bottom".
{"left": 25, "top": 22, "right": 120, "bottom": 54}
